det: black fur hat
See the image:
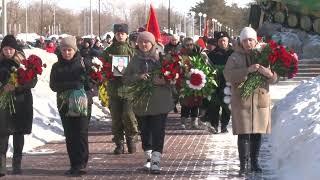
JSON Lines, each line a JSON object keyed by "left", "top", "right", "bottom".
{"left": 215, "top": 31, "right": 229, "bottom": 40}
{"left": 113, "top": 24, "right": 129, "bottom": 34}
{"left": 1, "top": 35, "right": 18, "bottom": 50}
{"left": 207, "top": 38, "right": 217, "bottom": 46}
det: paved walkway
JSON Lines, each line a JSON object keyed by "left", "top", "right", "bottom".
{"left": 3, "top": 111, "right": 276, "bottom": 180}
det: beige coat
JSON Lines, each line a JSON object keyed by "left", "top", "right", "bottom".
{"left": 223, "top": 44, "right": 277, "bottom": 135}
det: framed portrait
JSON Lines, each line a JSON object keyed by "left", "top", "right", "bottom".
{"left": 111, "top": 55, "right": 130, "bottom": 76}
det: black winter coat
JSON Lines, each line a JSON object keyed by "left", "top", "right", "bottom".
{"left": 0, "top": 51, "right": 37, "bottom": 135}
{"left": 208, "top": 47, "right": 234, "bottom": 97}
{"left": 164, "top": 42, "right": 182, "bottom": 54}
{"left": 50, "top": 52, "right": 94, "bottom": 115}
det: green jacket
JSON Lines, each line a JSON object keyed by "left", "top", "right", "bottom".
{"left": 124, "top": 48, "right": 174, "bottom": 116}
{"left": 103, "top": 41, "right": 135, "bottom": 97}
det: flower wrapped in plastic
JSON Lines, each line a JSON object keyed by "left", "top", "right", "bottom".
{"left": 97, "top": 57, "right": 115, "bottom": 107}
{"left": 161, "top": 53, "right": 181, "bottom": 84}
{"left": 128, "top": 53, "right": 183, "bottom": 107}
{"left": 0, "top": 55, "right": 45, "bottom": 114}
{"left": 239, "top": 40, "right": 298, "bottom": 99}
{"left": 180, "top": 55, "right": 218, "bottom": 103}
{"left": 89, "top": 57, "right": 104, "bottom": 83}
{"left": 0, "top": 66, "right": 18, "bottom": 114}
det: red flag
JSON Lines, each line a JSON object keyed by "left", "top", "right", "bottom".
{"left": 146, "top": 5, "right": 162, "bottom": 42}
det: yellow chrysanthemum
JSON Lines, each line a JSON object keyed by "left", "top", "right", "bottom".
{"left": 9, "top": 72, "right": 18, "bottom": 87}
{"left": 98, "top": 82, "right": 109, "bottom": 107}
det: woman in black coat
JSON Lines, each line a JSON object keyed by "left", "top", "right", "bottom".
{"left": 50, "top": 36, "right": 92, "bottom": 177}
{"left": 0, "top": 35, "right": 37, "bottom": 176}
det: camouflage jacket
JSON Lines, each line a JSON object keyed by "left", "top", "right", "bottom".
{"left": 103, "top": 41, "right": 135, "bottom": 97}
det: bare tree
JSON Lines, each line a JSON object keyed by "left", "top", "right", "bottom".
{"left": 4, "top": 0, "right": 184, "bottom": 36}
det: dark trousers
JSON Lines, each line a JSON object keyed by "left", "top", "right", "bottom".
{"left": 137, "top": 114, "right": 167, "bottom": 153}
{"left": 238, "top": 134, "right": 262, "bottom": 165}
{"left": 61, "top": 116, "right": 89, "bottom": 169}
{"left": 0, "top": 134, "right": 24, "bottom": 157}
{"left": 87, "top": 103, "right": 92, "bottom": 121}
{"left": 238, "top": 134, "right": 261, "bottom": 145}
{"left": 181, "top": 106, "right": 199, "bottom": 118}
{"left": 207, "top": 103, "right": 230, "bottom": 128}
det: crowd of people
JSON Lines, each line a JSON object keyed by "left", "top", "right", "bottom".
{"left": 0, "top": 23, "right": 277, "bottom": 178}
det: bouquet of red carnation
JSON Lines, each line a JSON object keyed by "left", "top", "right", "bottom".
{"left": 239, "top": 40, "right": 298, "bottom": 99}
{"left": 89, "top": 57, "right": 104, "bottom": 82}
{"left": 17, "top": 55, "right": 46, "bottom": 84}
{"left": 161, "top": 54, "right": 182, "bottom": 84}
{"left": 99, "top": 57, "right": 114, "bottom": 81}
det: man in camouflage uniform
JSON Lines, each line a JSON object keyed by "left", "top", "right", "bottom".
{"left": 103, "top": 24, "right": 138, "bottom": 154}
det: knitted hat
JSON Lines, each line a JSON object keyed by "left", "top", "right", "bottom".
{"left": 240, "top": 27, "right": 257, "bottom": 42}
{"left": 60, "top": 36, "right": 78, "bottom": 51}
{"left": 114, "top": 24, "right": 129, "bottom": 34}
{"left": 1, "top": 35, "right": 18, "bottom": 50}
{"left": 137, "top": 31, "right": 156, "bottom": 45}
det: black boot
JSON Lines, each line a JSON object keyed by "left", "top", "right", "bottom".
{"left": 250, "top": 134, "right": 262, "bottom": 173}
{"left": 0, "top": 154, "right": 6, "bottom": 177}
{"left": 12, "top": 155, "right": 22, "bottom": 175}
{"left": 126, "top": 137, "right": 136, "bottom": 154}
{"left": 238, "top": 135, "right": 249, "bottom": 177}
{"left": 113, "top": 141, "right": 124, "bottom": 155}
{"left": 221, "top": 126, "right": 228, "bottom": 133}
{"left": 12, "top": 134, "right": 24, "bottom": 175}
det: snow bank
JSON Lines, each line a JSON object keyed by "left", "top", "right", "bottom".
{"left": 271, "top": 77, "right": 320, "bottom": 180}
{"left": 6, "top": 49, "right": 110, "bottom": 156}
{"left": 16, "top": 33, "right": 40, "bottom": 43}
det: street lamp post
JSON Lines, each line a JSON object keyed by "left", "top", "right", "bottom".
{"left": 40, "top": 0, "right": 43, "bottom": 35}
{"left": 183, "top": 12, "right": 186, "bottom": 34}
{"left": 90, "top": 0, "right": 93, "bottom": 37}
{"left": 53, "top": 4, "right": 56, "bottom": 34}
{"left": 198, "top": 12, "right": 202, "bottom": 36}
{"left": 190, "top": 11, "right": 195, "bottom": 37}
{"left": 25, "top": 0, "right": 28, "bottom": 34}
{"left": 168, "top": 0, "right": 171, "bottom": 33}
{"left": 212, "top": 19, "right": 217, "bottom": 32}
{"left": 2, "top": 0, "right": 7, "bottom": 36}
{"left": 98, "top": 0, "right": 101, "bottom": 38}
{"left": 203, "top": 13, "right": 207, "bottom": 36}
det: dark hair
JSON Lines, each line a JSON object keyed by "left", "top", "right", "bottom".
{"left": 183, "top": 37, "right": 194, "bottom": 46}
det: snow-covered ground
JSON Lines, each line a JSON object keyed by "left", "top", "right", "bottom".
{"left": 6, "top": 49, "right": 110, "bottom": 157}
{"left": 271, "top": 77, "right": 320, "bottom": 180}
{"left": 7, "top": 48, "right": 320, "bottom": 179}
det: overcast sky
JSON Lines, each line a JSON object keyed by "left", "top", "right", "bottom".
{"left": 50, "top": 0, "right": 254, "bottom": 13}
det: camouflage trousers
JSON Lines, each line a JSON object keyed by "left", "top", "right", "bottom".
{"left": 109, "top": 96, "right": 139, "bottom": 144}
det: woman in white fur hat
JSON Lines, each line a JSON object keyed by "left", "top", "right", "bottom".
{"left": 223, "top": 27, "right": 278, "bottom": 176}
